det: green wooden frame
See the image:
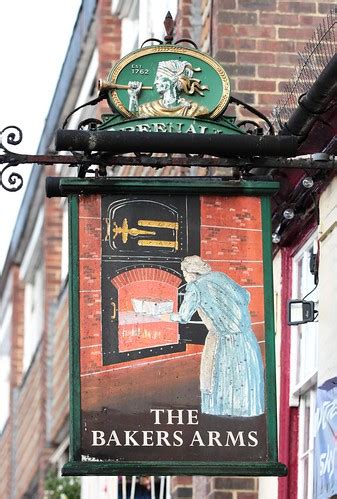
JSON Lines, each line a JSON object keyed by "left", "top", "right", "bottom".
{"left": 62, "top": 177, "right": 287, "bottom": 477}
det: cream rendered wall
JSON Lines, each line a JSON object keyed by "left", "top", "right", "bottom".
{"left": 258, "top": 251, "right": 282, "bottom": 499}
{"left": 318, "top": 176, "right": 337, "bottom": 384}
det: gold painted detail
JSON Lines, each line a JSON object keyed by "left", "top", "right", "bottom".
{"left": 138, "top": 220, "right": 179, "bottom": 230}
{"left": 112, "top": 218, "right": 155, "bottom": 244}
{"left": 138, "top": 240, "right": 178, "bottom": 250}
{"left": 111, "top": 301, "right": 117, "bottom": 320}
{"left": 111, "top": 217, "right": 179, "bottom": 250}
{"left": 98, "top": 79, "right": 153, "bottom": 92}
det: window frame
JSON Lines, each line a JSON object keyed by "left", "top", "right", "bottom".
{"left": 289, "top": 233, "right": 319, "bottom": 499}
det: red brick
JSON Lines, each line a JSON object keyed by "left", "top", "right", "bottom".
{"left": 258, "top": 93, "right": 282, "bottom": 105}
{"left": 79, "top": 195, "right": 101, "bottom": 218}
{"left": 215, "top": 50, "right": 237, "bottom": 63}
{"left": 217, "top": 24, "right": 236, "bottom": 37}
{"left": 233, "top": 92, "right": 256, "bottom": 105}
{"left": 238, "top": 79, "right": 276, "bottom": 92}
{"left": 278, "top": 26, "right": 316, "bottom": 40}
{"left": 257, "top": 39, "right": 295, "bottom": 52}
{"left": 278, "top": 80, "right": 292, "bottom": 92}
{"left": 79, "top": 259, "right": 101, "bottom": 291}
{"left": 318, "top": 3, "right": 336, "bottom": 14}
{"left": 259, "top": 12, "right": 299, "bottom": 25}
{"left": 238, "top": 0, "right": 276, "bottom": 10}
{"left": 279, "top": 2, "right": 316, "bottom": 13}
{"left": 171, "top": 476, "right": 193, "bottom": 487}
{"left": 218, "top": 11, "right": 257, "bottom": 24}
{"left": 226, "top": 64, "right": 256, "bottom": 77}
{"left": 258, "top": 65, "right": 294, "bottom": 79}
{"left": 238, "top": 51, "right": 275, "bottom": 64}
{"left": 79, "top": 218, "right": 101, "bottom": 259}
{"left": 299, "top": 15, "right": 326, "bottom": 26}
{"left": 80, "top": 345, "right": 102, "bottom": 373}
{"left": 213, "top": 477, "right": 256, "bottom": 490}
{"left": 239, "top": 25, "right": 276, "bottom": 38}
{"left": 216, "top": 0, "right": 236, "bottom": 8}
{"left": 276, "top": 52, "right": 298, "bottom": 66}
{"left": 222, "top": 38, "right": 256, "bottom": 50}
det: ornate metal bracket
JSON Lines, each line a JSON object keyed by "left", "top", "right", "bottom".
{"left": 1, "top": 125, "right": 337, "bottom": 193}
{"left": 0, "top": 126, "right": 25, "bottom": 192}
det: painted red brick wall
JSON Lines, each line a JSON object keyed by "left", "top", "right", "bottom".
{"left": 200, "top": 196, "right": 265, "bottom": 356}
{"left": 78, "top": 194, "right": 106, "bottom": 376}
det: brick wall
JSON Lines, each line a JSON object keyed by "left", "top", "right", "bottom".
{"left": 177, "top": 0, "right": 334, "bottom": 123}
{"left": 48, "top": 290, "right": 69, "bottom": 443}
{"left": 213, "top": 0, "right": 334, "bottom": 120}
{"left": 14, "top": 349, "right": 43, "bottom": 498}
{"left": 172, "top": 476, "right": 259, "bottom": 498}
{"left": 1, "top": 168, "right": 64, "bottom": 498}
{"left": 97, "top": 0, "right": 121, "bottom": 116}
{"left": 0, "top": 422, "right": 11, "bottom": 499}
{"left": 0, "top": 265, "right": 24, "bottom": 498}
{"left": 37, "top": 169, "right": 63, "bottom": 497}
{"left": 11, "top": 266, "right": 25, "bottom": 388}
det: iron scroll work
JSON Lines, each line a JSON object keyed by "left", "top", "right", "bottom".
{"left": 62, "top": 177, "right": 287, "bottom": 477}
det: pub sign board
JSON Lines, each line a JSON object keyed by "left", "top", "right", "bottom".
{"left": 62, "top": 177, "right": 287, "bottom": 476}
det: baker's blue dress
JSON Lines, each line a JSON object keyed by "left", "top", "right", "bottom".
{"left": 172, "top": 271, "right": 265, "bottom": 417}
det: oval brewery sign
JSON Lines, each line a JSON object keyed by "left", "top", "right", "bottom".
{"left": 104, "top": 45, "right": 231, "bottom": 120}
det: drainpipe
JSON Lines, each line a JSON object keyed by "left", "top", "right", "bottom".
{"left": 279, "top": 54, "right": 337, "bottom": 142}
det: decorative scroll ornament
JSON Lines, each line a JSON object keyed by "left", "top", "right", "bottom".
{"left": 0, "top": 126, "right": 24, "bottom": 192}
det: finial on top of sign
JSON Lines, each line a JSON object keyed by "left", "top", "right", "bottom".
{"left": 164, "top": 11, "right": 175, "bottom": 44}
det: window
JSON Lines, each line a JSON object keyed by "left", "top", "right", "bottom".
{"left": 60, "top": 200, "right": 69, "bottom": 283}
{"left": 290, "top": 235, "right": 319, "bottom": 499}
{"left": 0, "top": 304, "right": 11, "bottom": 433}
{"left": 20, "top": 209, "right": 44, "bottom": 373}
{"left": 112, "top": 0, "right": 178, "bottom": 56}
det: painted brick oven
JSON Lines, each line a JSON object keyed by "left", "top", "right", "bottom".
{"left": 78, "top": 192, "right": 265, "bottom": 378}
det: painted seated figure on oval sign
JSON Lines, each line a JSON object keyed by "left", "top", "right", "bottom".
{"left": 127, "top": 60, "right": 209, "bottom": 118}
{"left": 162, "top": 256, "right": 265, "bottom": 418}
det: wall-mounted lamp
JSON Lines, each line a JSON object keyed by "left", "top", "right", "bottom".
{"left": 272, "top": 232, "right": 281, "bottom": 244}
{"left": 302, "top": 177, "right": 314, "bottom": 189}
{"left": 287, "top": 299, "right": 316, "bottom": 325}
{"left": 283, "top": 207, "right": 295, "bottom": 220}
{"left": 272, "top": 223, "right": 281, "bottom": 244}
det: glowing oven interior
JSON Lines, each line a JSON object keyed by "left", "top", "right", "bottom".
{"left": 111, "top": 268, "right": 182, "bottom": 352}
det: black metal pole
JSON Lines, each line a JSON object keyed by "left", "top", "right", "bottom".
{"left": 55, "top": 130, "right": 298, "bottom": 158}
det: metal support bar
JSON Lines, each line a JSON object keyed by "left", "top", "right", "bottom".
{"left": 55, "top": 130, "right": 299, "bottom": 158}
{"left": 2, "top": 153, "right": 336, "bottom": 169}
{"left": 89, "top": 154, "right": 337, "bottom": 170}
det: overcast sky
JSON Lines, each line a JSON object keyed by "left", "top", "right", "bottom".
{"left": 0, "top": 0, "right": 81, "bottom": 271}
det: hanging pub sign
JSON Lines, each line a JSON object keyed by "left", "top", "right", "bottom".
{"left": 61, "top": 177, "right": 286, "bottom": 476}
{"left": 60, "top": 42, "right": 286, "bottom": 476}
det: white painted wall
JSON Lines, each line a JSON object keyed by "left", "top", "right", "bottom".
{"left": 318, "top": 176, "right": 337, "bottom": 383}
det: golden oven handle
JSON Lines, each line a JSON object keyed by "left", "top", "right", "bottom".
{"left": 111, "top": 301, "right": 116, "bottom": 320}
